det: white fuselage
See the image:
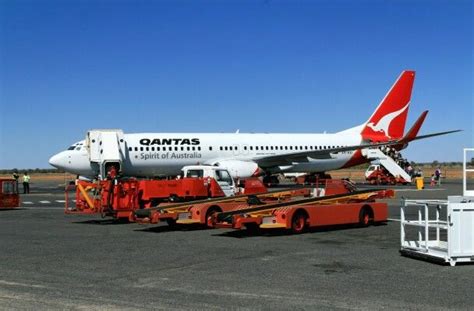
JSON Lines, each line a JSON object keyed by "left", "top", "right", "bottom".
{"left": 49, "top": 131, "right": 365, "bottom": 177}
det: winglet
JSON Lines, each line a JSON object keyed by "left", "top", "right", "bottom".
{"left": 394, "top": 110, "right": 461, "bottom": 148}
{"left": 400, "top": 110, "right": 428, "bottom": 144}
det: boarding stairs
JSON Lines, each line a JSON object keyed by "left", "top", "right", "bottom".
{"left": 362, "top": 148, "right": 412, "bottom": 183}
{"left": 86, "top": 129, "right": 126, "bottom": 179}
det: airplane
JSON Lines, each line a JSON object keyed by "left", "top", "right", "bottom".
{"left": 49, "top": 70, "right": 460, "bottom": 180}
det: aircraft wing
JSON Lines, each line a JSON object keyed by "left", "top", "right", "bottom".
{"left": 253, "top": 141, "right": 398, "bottom": 168}
{"left": 253, "top": 125, "right": 461, "bottom": 168}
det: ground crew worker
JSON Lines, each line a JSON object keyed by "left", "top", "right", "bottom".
{"left": 22, "top": 172, "right": 30, "bottom": 194}
{"left": 12, "top": 170, "right": 19, "bottom": 186}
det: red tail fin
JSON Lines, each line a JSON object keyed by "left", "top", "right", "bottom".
{"left": 361, "top": 70, "right": 415, "bottom": 141}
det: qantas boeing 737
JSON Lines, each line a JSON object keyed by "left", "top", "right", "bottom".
{"left": 49, "top": 71, "right": 459, "bottom": 179}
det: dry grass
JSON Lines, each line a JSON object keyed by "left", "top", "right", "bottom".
{"left": 0, "top": 167, "right": 467, "bottom": 183}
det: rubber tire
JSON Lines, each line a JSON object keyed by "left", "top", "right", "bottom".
{"left": 205, "top": 207, "right": 221, "bottom": 228}
{"left": 291, "top": 211, "right": 308, "bottom": 234}
{"left": 359, "top": 207, "right": 372, "bottom": 227}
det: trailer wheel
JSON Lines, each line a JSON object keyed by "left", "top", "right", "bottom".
{"left": 205, "top": 206, "right": 222, "bottom": 228}
{"left": 291, "top": 211, "right": 308, "bottom": 234}
{"left": 359, "top": 206, "right": 373, "bottom": 227}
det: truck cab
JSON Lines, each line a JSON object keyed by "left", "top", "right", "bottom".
{"left": 181, "top": 165, "right": 236, "bottom": 197}
{"left": 365, "top": 164, "right": 381, "bottom": 179}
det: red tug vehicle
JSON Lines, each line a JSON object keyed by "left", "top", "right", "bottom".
{"left": 0, "top": 179, "right": 20, "bottom": 209}
{"left": 65, "top": 166, "right": 268, "bottom": 221}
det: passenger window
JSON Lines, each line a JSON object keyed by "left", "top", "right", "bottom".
{"left": 209, "top": 147, "right": 213, "bottom": 151}
{"left": 250, "top": 146, "right": 253, "bottom": 150}
{"left": 157, "top": 147, "right": 160, "bottom": 151}
{"left": 230, "top": 146, "right": 233, "bottom": 151}
{"left": 135, "top": 147, "right": 138, "bottom": 151}
{"left": 220, "top": 147, "right": 223, "bottom": 151}
{"left": 146, "top": 147, "right": 149, "bottom": 151}
{"left": 181, "top": 147, "right": 184, "bottom": 151}
{"left": 128, "top": 147, "right": 132, "bottom": 151}
{"left": 151, "top": 147, "right": 155, "bottom": 151}
{"left": 140, "top": 147, "right": 144, "bottom": 151}
{"left": 198, "top": 147, "right": 201, "bottom": 151}
{"left": 192, "top": 147, "right": 195, "bottom": 151}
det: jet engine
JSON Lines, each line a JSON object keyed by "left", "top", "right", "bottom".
{"left": 214, "top": 160, "right": 262, "bottom": 178}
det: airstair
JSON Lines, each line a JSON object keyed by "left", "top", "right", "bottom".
{"left": 86, "top": 129, "right": 126, "bottom": 179}
{"left": 363, "top": 148, "right": 411, "bottom": 182}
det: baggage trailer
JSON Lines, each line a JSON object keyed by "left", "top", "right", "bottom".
{"left": 214, "top": 188, "right": 394, "bottom": 234}
{"left": 0, "top": 179, "right": 20, "bottom": 209}
{"left": 135, "top": 187, "right": 313, "bottom": 227}
{"left": 135, "top": 179, "right": 355, "bottom": 228}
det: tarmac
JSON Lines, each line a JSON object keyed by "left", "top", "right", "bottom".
{"left": 1, "top": 179, "right": 473, "bottom": 310}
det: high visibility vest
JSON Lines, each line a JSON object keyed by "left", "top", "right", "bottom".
{"left": 23, "top": 175, "right": 30, "bottom": 183}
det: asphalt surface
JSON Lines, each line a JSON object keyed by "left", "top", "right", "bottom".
{"left": 1, "top": 180, "right": 473, "bottom": 310}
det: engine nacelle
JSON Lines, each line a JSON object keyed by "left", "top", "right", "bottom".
{"left": 214, "top": 160, "right": 262, "bottom": 178}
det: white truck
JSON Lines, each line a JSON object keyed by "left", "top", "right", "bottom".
{"left": 181, "top": 165, "right": 236, "bottom": 197}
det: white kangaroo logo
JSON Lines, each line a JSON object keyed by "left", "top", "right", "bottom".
{"left": 366, "top": 103, "right": 409, "bottom": 138}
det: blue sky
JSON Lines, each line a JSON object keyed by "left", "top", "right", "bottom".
{"left": 0, "top": 0, "right": 472, "bottom": 169}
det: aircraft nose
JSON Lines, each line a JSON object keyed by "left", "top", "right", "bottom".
{"left": 49, "top": 152, "right": 65, "bottom": 169}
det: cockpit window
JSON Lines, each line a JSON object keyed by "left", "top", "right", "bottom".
{"left": 67, "top": 146, "right": 76, "bottom": 150}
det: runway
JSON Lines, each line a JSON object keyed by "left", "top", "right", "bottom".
{"left": 1, "top": 180, "right": 473, "bottom": 309}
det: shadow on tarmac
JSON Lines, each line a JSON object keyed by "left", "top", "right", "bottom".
{"left": 134, "top": 224, "right": 206, "bottom": 233}
{"left": 212, "top": 222, "right": 388, "bottom": 239}
{"left": 72, "top": 219, "right": 131, "bottom": 225}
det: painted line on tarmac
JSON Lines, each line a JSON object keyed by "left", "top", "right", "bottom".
{"left": 388, "top": 218, "right": 401, "bottom": 222}
{"left": 0, "top": 280, "right": 48, "bottom": 289}
{"left": 55, "top": 200, "right": 66, "bottom": 203}
{"left": 22, "top": 201, "right": 34, "bottom": 204}
{"left": 39, "top": 200, "right": 51, "bottom": 204}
